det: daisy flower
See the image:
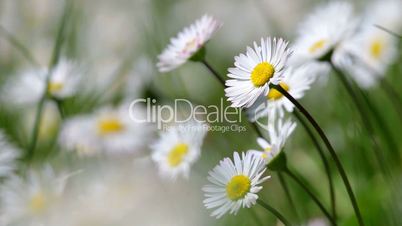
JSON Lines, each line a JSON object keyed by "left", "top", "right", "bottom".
{"left": 333, "top": 28, "right": 398, "bottom": 89}
{"left": 203, "top": 152, "right": 270, "bottom": 218}
{"left": 248, "top": 64, "right": 319, "bottom": 121}
{"left": 225, "top": 37, "right": 291, "bottom": 108}
{"left": 290, "top": 1, "right": 358, "bottom": 65}
{"left": 248, "top": 119, "right": 296, "bottom": 164}
{"left": 2, "top": 69, "right": 46, "bottom": 106}
{"left": 0, "top": 166, "right": 68, "bottom": 225}
{"left": 59, "top": 104, "right": 151, "bottom": 156}
{"left": 157, "top": 15, "right": 222, "bottom": 72}
{"left": 2, "top": 59, "right": 82, "bottom": 106}
{"left": 47, "top": 58, "right": 83, "bottom": 99}
{"left": 0, "top": 130, "right": 20, "bottom": 178}
{"left": 151, "top": 120, "right": 208, "bottom": 179}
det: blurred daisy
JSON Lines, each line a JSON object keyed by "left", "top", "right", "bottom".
{"left": 2, "top": 59, "right": 82, "bottom": 106}
{"left": 0, "top": 130, "right": 20, "bottom": 178}
{"left": 290, "top": 1, "right": 357, "bottom": 65}
{"left": 225, "top": 37, "right": 291, "bottom": 108}
{"left": 157, "top": 15, "right": 222, "bottom": 72}
{"left": 333, "top": 28, "right": 398, "bottom": 89}
{"left": 59, "top": 104, "right": 151, "bottom": 156}
{"left": 203, "top": 152, "right": 270, "bottom": 218}
{"left": 0, "top": 166, "right": 67, "bottom": 225}
{"left": 2, "top": 69, "right": 46, "bottom": 106}
{"left": 248, "top": 119, "right": 296, "bottom": 163}
{"left": 248, "top": 64, "right": 318, "bottom": 121}
{"left": 47, "top": 58, "right": 82, "bottom": 99}
{"left": 151, "top": 121, "right": 207, "bottom": 179}
{"left": 59, "top": 115, "right": 99, "bottom": 156}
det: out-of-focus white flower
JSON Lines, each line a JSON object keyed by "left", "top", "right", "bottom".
{"left": 157, "top": 15, "right": 222, "bottom": 72}
{"left": 248, "top": 64, "right": 319, "bottom": 121}
{"left": 151, "top": 120, "right": 207, "bottom": 179}
{"left": 58, "top": 115, "right": 99, "bottom": 156}
{"left": 248, "top": 119, "right": 296, "bottom": 163}
{"left": 59, "top": 104, "right": 151, "bottom": 156}
{"left": 225, "top": 37, "right": 291, "bottom": 108}
{"left": 2, "top": 69, "right": 46, "bottom": 106}
{"left": 290, "top": 1, "right": 358, "bottom": 65}
{"left": 0, "top": 130, "right": 20, "bottom": 178}
{"left": 2, "top": 59, "right": 82, "bottom": 107}
{"left": 203, "top": 152, "right": 270, "bottom": 218}
{"left": 333, "top": 28, "right": 398, "bottom": 89}
{"left": 0, "top": 166, "right": 68, "bottom": 226}
{"left": 47, "top": 59, "right": 83, "bottom": 99}
{"left": 332, "top": 0, "right": 400, "bottom": 89}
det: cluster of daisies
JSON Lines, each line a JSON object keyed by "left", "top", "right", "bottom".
{"left": 156, "top": 0, "right": 401, "bottom": 219}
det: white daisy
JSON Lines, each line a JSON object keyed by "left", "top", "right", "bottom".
{"left": 225, "top": 37, "right": 291, "bottom": 108}
{"left": 0, "top": 130, "right": 20, "bottom": 178}
{"left": 0, "top": 166, "right": 67, "bottom": 225}
{"left": 2, "top": 69, "right": 46, "bottom": 106}
{"left": 248, "top": 119, "right": 296, "bottom": 164}
{"left": 151, "top": 120, "right": 207, "bottom": 179}
{"left": 2, "top": 59, "right": 82, "bottom": 106}
{"left": 59, "top": 104, "right": 151, "bottom": 156}
{"left": 203, "top": 152, "right": 270, "bottom": 218}
{"left": 248, "top": 64, "right": 319, "bottom": 122}
{"left": 290, "top": 1, "right": 358, "bottom": 65}
{"left": 47, "top": 58, "right": 82, "bottom": 99}
{"left": 333, "top": 27, "right": 398, "bottom": 89}
{"left": 157, "top": 14, "right": 222, "bottom": 72}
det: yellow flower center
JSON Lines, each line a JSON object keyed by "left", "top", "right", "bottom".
{"left": 29, "top": 192, "right": 47, "bottom": 214}
{"left": 226, "top": 175, "right": 251, "bottom": 201}
{"left": 251, "top": 62, "right": 275, "bottom": 87}
{"left": 370, "top": 38, "right": 384, "bottom": 59}
{"left": 267, "top": 82, "right": 289, "bottom": 100}
{"left": 97, "top": 117, "right": 125, "bottom": 135}
{"left": 48, "top": 82, "right": 64, "bottom": 94}
{"left": 167, "top": 143, "right": 189, "bottom": 167}
{"left": 309, "top": 39, "right": 327, "bottom": 53}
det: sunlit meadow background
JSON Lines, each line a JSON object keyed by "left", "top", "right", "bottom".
{"left": 0, "top": 0, "right": 401, "bottom": 225}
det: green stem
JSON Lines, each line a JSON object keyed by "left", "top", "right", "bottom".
{"left": 201, "top": 59, "right": 226, "bottom": 85}
{"left": 380, "top": 79, "right": 402, "bottom": 127}
{"left": 278, "top": 172, "right": 299, "bottom": 223}
{"left": 284, "top": 169, "right": 335, "bottom": 225}
{"left": 26, "top": 0, "right": 72, "bottom": 161}
{"left": 293, "top": 111, "right": 336, "bottom": 220}
{"left": 331, "top": 64, "right": 391, "bottom": 176}
{"left": 270, "top": 83, "right": 365, "bottom": 226}
{"left": 257, "top": 199, "right": 292, "bottom": 226}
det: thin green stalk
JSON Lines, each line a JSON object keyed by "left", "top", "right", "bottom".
{"left": 284, "top": 169, "right": 335, "bottom": 225}
{"left": 278, "top": 172, "right": 300, "bottom": 223}
{"left": 270, "top": 83, "right": 365, "bottom": 226}
{"left": 201, "top": 59, "right": 226, "bottom": 85}
{"left": 26, "top": 0, "right": 72, "bottom": 161}
{"left": 380, "top": 79, "right": 402, "bottom": 127}
{"left": 330, "top": 64, "right": 391, "bottom": 176}
{"left": 256, "top": 199, "right": 292, "bottom": 226}
{"left": 54, "top": 99, "right": 65, "bottom": 119}
{"left": 358, "top": 88, "right": 400, "bottom": 165}
{"left": 293, "top": 111, "right": 336, "bottom": 220}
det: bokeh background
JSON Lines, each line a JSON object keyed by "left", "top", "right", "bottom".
{"left": 0, "top": 0, "right": 401, "bottom": 225}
